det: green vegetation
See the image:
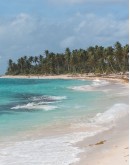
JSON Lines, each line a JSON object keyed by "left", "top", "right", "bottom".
{"left": 6, "top": 42, "right": 129, "bottom": 75}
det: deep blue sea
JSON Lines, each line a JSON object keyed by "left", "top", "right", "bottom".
{"left": 0, "top": 78, "right": 128, "bottom": 165}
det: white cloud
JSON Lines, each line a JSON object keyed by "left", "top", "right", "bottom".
{"left": 60, "top": 13, "right": 128, "bottom": 48}
{"left": 0, "top": 12, "right": 128, "bottom": 73}
{"left": 75, "top": 21, "right": 86, "bottom": 32}
{"left": 60, "top": 36, "right": 76, "bottom": 48}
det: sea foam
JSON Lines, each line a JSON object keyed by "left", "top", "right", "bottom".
{"left": 30, "top": 95, "right": 67, "bottom": 102}
{"left": 11, "top": 95, "right": 67, "bottom": 111}
{"left": 11, "top": 103, "right": 57, "bottom": 111}
{"left": 69, "top": 79, "right": 110, "bottom": 91}
{"left": 90, "top": 103, "right": 129, "bottom": 125}
{"left": 0, "top": 131, "right": 103, "bottom": 165}
{"left": 2, "top": 103, "right": 129, "bottom": 165}
{"left": 71, "top": 103, "right": 128, "bottom": 130}
{"left": 92, "top": 79, "right": 109, "bottom": 87}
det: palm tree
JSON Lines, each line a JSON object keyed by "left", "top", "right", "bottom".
{"left": 114, "top": 42, "right": 123, "bottom": 71}
{"left": 28, "top": 56, "right": 34, "bottom": 64}
{"left": 122, "top": 44, "right": 129, "bottom": 73}
{"left": 65, "top": 48, "right": 71, "bottom": 72}
{"left": 45, "top": 50, "right": 49, "bottom": 58}
{"left": 7, "top": 59, "right": 13, "bottom": 74}
{"left": 6, "top": 42, "right": 129, "bottom": 76}
{"left": 34, "top": 56, "right": 38, "bottom": 65}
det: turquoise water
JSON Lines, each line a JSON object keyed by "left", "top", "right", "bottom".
{"left": 0, "top": 78, "right": 106, "bottom": 138}
{"left": 0, "top": 78, "right": 128, "bottom": 165}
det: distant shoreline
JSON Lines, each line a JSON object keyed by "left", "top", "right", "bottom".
{"left": 1, "top": 73, "right": 129, "bottom": 83}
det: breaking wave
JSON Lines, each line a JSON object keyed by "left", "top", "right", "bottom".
{"left": 29, "top": 95, "right": 67, "bottom": 102}
{"left": 71, "top": 103, "right": 128, "bottom": 129}
{"left": 3, "top": 103, "right": 129, "bottom": 165}
{"left": 92, "top": 79, "right": 109, "bottom": 87}
{"left": 11, "top": 95, "right": 67, "bottom": 111}
{"left": 90, "top": 103, "right": 129, "bottom": 125}
{"left": 11, "top": 103, "right": 58, "bottom": 111}
{"left": 69, "top": 79, "right": 110, "bottom": 91}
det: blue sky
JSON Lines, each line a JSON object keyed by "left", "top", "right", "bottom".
{"left": 0, "top": 0, "right": 128, "bottom": 74}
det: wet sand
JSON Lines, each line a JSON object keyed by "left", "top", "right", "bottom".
{"left": 72, "top": 112, "right": 129, "bottom": 165}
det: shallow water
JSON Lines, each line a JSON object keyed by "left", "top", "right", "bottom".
{"left": 0, "top": 78, "right": 128, "bottom": 165}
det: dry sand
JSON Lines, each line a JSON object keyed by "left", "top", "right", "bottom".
{"left": 73, "top": 115, "right": 129, "bottom": 165}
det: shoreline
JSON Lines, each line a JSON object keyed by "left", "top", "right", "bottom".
{"left": 73, "top": 114, "right": 129, "bottom": 165}
{"left": 0, "top": 75, "right": 129, "bottom": 165}
{"left": 0, "top": 73, "right": 129, "bottom": 84}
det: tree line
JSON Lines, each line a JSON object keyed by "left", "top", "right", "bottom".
{"left": 6, "top": 42, "right": 129, "bottom": 75}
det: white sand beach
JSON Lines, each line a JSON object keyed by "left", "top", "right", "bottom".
{"left": 73, "top": 112, "right": 129, "bottom": 165}
{"left": 1, "top": 73, "right": 129, "bottom": 83}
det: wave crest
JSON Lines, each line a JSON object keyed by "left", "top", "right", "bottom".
{"left": 11, "top": 95, "right": 67, "bottom": 111}
{"left": 11, "top": 102, "right": 57, "bottom": 111}
{"left": 29, "top": 95, "right": 67, "bottom": 102}
{"left": 69, "top": 79, "right": 110, "bottom": 91}
{"left": 90, "top": 103, "right": 129, "bottom": 124}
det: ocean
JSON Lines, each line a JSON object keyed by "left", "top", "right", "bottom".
{"left": 0, "top": 78, "right": 128, "bottom": 165}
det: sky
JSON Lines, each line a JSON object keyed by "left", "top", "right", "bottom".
{"left": 0, "top": 0, "right": 129, "bottom": 74}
